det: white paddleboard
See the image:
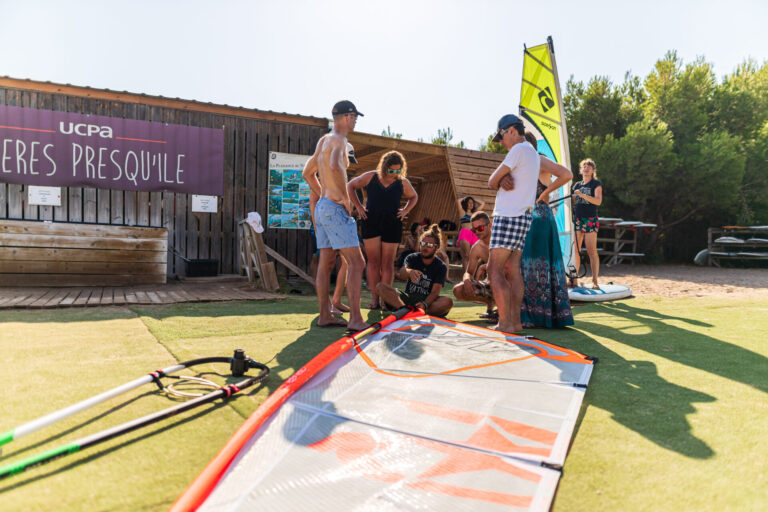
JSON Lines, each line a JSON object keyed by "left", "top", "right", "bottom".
{"left": 569, "top": 283, "right": 632, "bottom": 302}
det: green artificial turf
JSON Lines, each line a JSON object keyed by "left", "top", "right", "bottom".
{"left": 0, "top": 292, "right": 766, "bottom": 511}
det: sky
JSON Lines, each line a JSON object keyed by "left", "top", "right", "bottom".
{"left": 1, "top": 0, "right": 766, "bottom": 150}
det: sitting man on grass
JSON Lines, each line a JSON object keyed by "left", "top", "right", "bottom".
{"left": 376, "top": 224, "right": 453, "bottom": 316}
{"left": 451, "top": 211, "right": 496, "bottom": 321}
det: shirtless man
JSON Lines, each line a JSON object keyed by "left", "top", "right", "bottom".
{"left": 302, "top": 100, "right": 367, "bottom": 331}
{"left": 451, "top": 211, "right": 495, "bottom": 317}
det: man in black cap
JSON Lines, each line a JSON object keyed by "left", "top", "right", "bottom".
{"left": 302, "top": 101, "right": 368, "bottom": 331}
{"left": 486, "top": 114, "right": 540, "bottom": 333}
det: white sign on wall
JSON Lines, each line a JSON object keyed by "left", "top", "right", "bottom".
{"left": 192, "top": 195, "right": 218, "bottom": 213}
{"left": 27, "top": 186, "right": 61, "bottom": 206}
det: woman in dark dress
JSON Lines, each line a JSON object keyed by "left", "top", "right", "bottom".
{"left": 520, "top": 131, "right": 574, "bottom": 328}
{"left": 348, "top": 150, "right": 418, "bottom": 309}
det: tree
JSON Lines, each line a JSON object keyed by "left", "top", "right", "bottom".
{"left": 479, "top": 133, "right": 507, "bottom": 154}
{"left": 430, "top": 127, "right": 465, "bottom": 148}
{"left": 381, "top": 125, "right": 402, "bottom": 139}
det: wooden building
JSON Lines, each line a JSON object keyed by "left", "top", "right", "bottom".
{"left": 0, "top": 77, "right": 503, "bottom": 285}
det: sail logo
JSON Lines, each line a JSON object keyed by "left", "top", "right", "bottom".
{"left": 538, "top": 87, "right": 556, "bottom": 113}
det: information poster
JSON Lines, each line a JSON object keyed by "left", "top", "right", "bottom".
{"left": 268, "top": 152, "right": 311, "bottom": 229}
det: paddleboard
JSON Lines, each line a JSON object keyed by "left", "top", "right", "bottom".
{"left": 569, "top": 283, "right": 631, "bottom": 302}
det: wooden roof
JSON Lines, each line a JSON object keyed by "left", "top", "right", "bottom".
{"left": 346, "top": 132, "right": 505, "bottom": 224}
{"left": 0, "top": 76, "right": 328, "bottom": 127}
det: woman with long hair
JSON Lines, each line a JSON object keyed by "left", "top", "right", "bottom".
{"left": 572, "top": 158, "right": 603, "bottom": 289}
{"left": 348, "top": 150, "right": 418, "bottom": 309}
{"left": 520, "top": 131, "right": 574, "bottom": 328}
{"left": 457, "top": 196, "right": 485, "bottom": 273}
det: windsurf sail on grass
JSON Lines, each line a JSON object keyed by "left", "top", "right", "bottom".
{"left": 173, "top": 309, "right": 595, "bottom": 511}
{"left": 520, "top": 36, "right": 574, "bottom": 272}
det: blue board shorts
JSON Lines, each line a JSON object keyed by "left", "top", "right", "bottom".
{"left": 315, "top": 197, "right": 359, "bottom": 250}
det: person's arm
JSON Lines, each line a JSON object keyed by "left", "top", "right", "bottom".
{"left": 423, "top": 283, "right": 443, "bottom": 308}
{"left": 398, "top": 179, "right": 419, "bottom": 220}
{"left": 475, "top": 199, "right": 486, "bottom": 212}
{"left": 328, "top": 137, "right": 352, "bottom": 213}
{"left": 537, "top": 156, "right": 573, "bottom": 203}
{"left": 346, "top": 171, "right": 374, "bottom": 219}
{"left": 574, "top": 184, "right": 603, "bottom": 206}
{"left": 488, "top": 163, "right": 511, "bottom": 190}
{"left": 462, "top": 244, "right": 480, "bottom": 291}
{"left": 302, "top": 139, "right": 323, "bottom": 198}
{"left": 398, "top": 264, "right": 423, "bottom": 283}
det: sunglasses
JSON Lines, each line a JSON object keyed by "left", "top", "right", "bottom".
{"left": 471, "top": 224, "right": 489, "bottom": 233}
{"left": 420, "top": 241, "right": 437, "bottom": 248}
{"left": 387, "top": 168, "right": 402, "bottom": 175}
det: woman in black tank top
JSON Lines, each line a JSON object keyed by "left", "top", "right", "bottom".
{"left": 348, "top": 151, "right": 418, "bottom": 309}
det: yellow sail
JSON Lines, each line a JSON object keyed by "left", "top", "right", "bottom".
{"left": 520, "top": 36, "right": 574, "bottom": 271}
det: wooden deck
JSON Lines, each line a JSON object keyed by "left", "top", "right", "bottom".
{"left": 0, "top": 277, "right": 284, "bottom": 309}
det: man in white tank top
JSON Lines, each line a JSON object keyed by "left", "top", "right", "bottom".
{"left": 486, "top": 114, "right": 540, "bottom": 333}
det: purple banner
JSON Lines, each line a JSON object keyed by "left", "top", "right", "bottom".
{"left": 0, "top": 104, "right": 223, "bottom": 195}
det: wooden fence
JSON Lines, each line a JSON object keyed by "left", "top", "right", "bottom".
{"left": 0, "top": 83, "right": 327, "bottom": 278}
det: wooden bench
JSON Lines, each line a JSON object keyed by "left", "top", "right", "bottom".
{"left": 0, "top": 220, "right": 167, "bottom": 286}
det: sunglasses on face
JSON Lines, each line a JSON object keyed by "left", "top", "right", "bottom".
{"left": 420, "top": 241, "right": 437, "bottom": 248}
{"left": 387, "top": 168, "right": 402, "bottom": 175}
{"left": 471, "top": 224, "right": 489, "bottom": 233}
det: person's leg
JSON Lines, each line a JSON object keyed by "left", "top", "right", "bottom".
{"left": 459, "top": 239, "right": 471, "bottom": 273}
{"left": 427, "top": 296, "right": 454, "bottom": 317}
{"left": 375, "top": 282, "right": 405, "bottom": 309}
{"left": 452, "top": 281, "right": 493, "bottom": 309}
{"left": 331, "top": 254, "right": 350, "bottom": 313}
{"left": 488, "top": 247, "right": 513, "bottom": 332}
{"left": 339, "top": 245, "right": 367, "bottom": 331}
{"left": 317, "top": 248, "right": 345, "bottom": 326}
{"left": 380, "top": 242, "right": 399, "bottom": 289}
{"left": 585, "top": 231, "right": 600, "bottom": 287}
{"left": 503, "top": 250, "right": 524, "bottom": 331}
{"left": 573, "top": 229, "right": 585, "bottom": 287}
{"left": 363, "top": 237, "right": 382, "bottom": 308}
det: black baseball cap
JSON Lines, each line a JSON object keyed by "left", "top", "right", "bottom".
{"left": 492, "top": 114, "right": 524, "bottom": 142}
{"left": 332, "top": 100, "right": 364, "bottom": 117}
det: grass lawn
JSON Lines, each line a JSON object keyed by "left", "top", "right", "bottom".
{"left": 1, "top": 290, "right": 766, "bottom": 511}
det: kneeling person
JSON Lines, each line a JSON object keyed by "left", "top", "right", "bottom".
{"left": 376, "top": 224, "right": 453, "bottom": 316}
{"left": 452, "top": 212, "right": 494, "bottom": 316}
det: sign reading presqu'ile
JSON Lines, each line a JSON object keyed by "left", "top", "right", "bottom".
{"left": 0, "top": 104, "right": 224, "bottom": 195}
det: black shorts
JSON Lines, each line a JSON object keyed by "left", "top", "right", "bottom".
{"left": 361, "top": 214, "right": 402, "bottom": 244}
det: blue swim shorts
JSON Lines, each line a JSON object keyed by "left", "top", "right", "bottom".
{"left": 315, "top": 197, "right": 359, "bottom": 250}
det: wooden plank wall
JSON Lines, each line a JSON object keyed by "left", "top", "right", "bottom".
{"left": 408, "top": 177, "right": 460, "bottom": 227}
{"left": 0, "top": 86, "right": 326, "bottom": 277}
{"left": 446, "top": 147, "right": 505, "bottom": 216}
{"left": 0, "top": 220, "right": 167, "bottom": 286}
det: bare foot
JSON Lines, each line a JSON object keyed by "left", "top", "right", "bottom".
{"left": 346, "top": 321, "right": 369, "bottom": 332}
{"left": 331, "top": 302, "right": 350, "bottom": 313}
{"left": 490, "top": 323, "right": 520, "bottom": 334}
{"left": 318, "top": 316, "right": 348, "bottom": 328}
{"left": 592, "top": 282, "right": 600, "bottom": 290}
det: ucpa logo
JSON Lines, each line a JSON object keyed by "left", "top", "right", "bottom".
{"left": 538, "top": 87, "right": 556, "bottom": 113}
{"left": 59, "top": 122, "right": 113, "bottom": 138}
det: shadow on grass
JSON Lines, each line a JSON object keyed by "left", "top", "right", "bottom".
{"left": 582, "top": 301, "right": 768, "bottom": 395}
{"left": 0, "top": 401, "right": 231, "bottom": 493}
